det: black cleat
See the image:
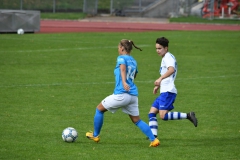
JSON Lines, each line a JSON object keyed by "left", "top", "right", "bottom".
{"left": 187, "top": 112, "right": 198, "bottom": 127}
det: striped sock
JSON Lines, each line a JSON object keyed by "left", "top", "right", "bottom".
{"left": 148, "top": 113, "right": 158, "bottom": 137}
{"left": 163, "top": 112, "right": 187, "bottom": 121}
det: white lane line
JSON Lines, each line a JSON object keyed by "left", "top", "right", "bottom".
{"left": 0, "top": 45, "right": 150, "bottom": 53}
{"left": 0, "top": 75, "right": 238, "bottom": 88}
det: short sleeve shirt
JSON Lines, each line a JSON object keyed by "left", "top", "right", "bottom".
{"left": 160, "top": 52, "right": 177, "bottom": 94}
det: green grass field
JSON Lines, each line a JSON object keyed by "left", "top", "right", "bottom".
{"left": 169, "top": 16, "right": 240, "bottom": 25}
{"left": 41, "top": 12, "right": 87, "bottom": 20}
{"left": 0, "top": 31, "right": 240, "bottom": 159}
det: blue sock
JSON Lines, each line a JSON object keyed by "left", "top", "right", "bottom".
{"left": 93, "top": 108, "right": 104, "bottom": 137}
{"left": 163, "top": 112, "right": 187, "bottom": 121}
{"left": 135, "top": 120, "right": 155, "bottom": 141}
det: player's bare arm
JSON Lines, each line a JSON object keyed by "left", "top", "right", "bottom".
{"left": 120, "top": 64, "right": 130, "bottom": 91}
{"left": 153, "top": 86, "right": 160, "bottom": 94}
{"left": 154, "top": 66, "right": 175, "bottom": 86}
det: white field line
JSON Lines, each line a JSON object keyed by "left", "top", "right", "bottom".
{"left": 0, "top": 75, "right": 238, "bottom": 88}
{"left": 1, "top": 46, "right": 115, "bottom": 53}
{"left": 1, "top": 37, "right": 95, "bottom": 43}
{"left": 0, "top": 45, "right": 150, "bottom": 53}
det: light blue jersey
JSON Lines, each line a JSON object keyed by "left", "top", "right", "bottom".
{"left": 113, "top": 55, "right": 138, "bottom": 96}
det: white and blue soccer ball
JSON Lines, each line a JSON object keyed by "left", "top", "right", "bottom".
{"left": 17, "top": 28, "right": 24, "bottom": 35}
{"left": 62, "top": 127, "right": 78, "bottom": 142}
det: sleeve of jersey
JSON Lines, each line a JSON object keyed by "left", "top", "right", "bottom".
{"left": 117, "top": 56, "right": 126, "bottom": 66}
{"left": 165, "top": 55, "right": 175, "bottom": 69}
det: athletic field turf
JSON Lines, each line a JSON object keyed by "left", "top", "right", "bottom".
{"left": 0, "top": 31, "right": 239, "bottom": 159}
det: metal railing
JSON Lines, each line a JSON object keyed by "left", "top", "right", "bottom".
{"left": 0, "top": 0, "right": 198, "bottom": 17}
{"left": 0, "top": 0, "right": 84, "bottom": 13}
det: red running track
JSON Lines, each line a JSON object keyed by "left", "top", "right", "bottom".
{"left": 40, "top": 20, "right": 240, "bottom": 33}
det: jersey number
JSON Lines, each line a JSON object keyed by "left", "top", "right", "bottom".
{"left": 127, "top": 66, "right": 136, "bottom": 81}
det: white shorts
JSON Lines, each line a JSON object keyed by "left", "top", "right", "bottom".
{"left": 101, "top": 93, "right": 139, "bottom": 116}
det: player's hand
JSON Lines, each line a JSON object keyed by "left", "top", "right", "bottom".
{"left": 123, "top": 82, "right": 130, "bottom": 91}
{"left": 154, "top": 78, "right": 162, "bottom": 86}
{"left": 153, "top": 86, "right": 159, "bottom": 94}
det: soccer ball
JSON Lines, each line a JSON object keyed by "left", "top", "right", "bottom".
{"left": 17, "top": 28, "right": 24, "bottom": 35}
{"left": 62, "top": 127, "right": 78, "bottom": 142}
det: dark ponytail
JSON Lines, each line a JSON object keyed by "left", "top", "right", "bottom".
{"left": 129, "top": 40, "right": 142, "bottom": 51}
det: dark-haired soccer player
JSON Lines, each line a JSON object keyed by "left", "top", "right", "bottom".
{"left": 148, "top": 37, "right": 198, "bottom": 139}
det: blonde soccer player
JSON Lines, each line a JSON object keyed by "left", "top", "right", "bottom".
{"left": 86, "top": 39, "right": 160, "bottom": 147}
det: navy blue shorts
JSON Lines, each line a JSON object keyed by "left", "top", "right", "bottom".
{"left": 152, "top": 92, "right": 176, "bottom": 110}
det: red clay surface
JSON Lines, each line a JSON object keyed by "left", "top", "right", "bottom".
{"left": 40, "top": 19, "right": 240, "bottom": 33}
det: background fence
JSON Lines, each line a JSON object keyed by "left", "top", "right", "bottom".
{"left": 110, "top": 0, "right": 159, "bottom": 16}
{"left": 1, "top": 0, "right": 238, "bottom": 18}
{"left": 0, "top": 0, "right": 197, "bottom": 16}
{"left": 0, "top": 0, "right": 84, "bottom": 13}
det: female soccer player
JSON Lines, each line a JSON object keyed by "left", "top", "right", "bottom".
{"left": 148, "top": 37, "right": 198, "bottom": 138}
{"left": 86, "top": 39, "right": 159, "bottom": 147}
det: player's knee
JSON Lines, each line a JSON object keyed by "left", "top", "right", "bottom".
{"left": 159, "top": 113, "right": 167, "bottom": 120}
{"left": 160, "top": 114, "right": 165, "bottom": 120}
{"left": 130, "top": 116, "right": 140, "bottom": 124}
{"left": 149, "top": 107, "right": 158, "bottom": 114}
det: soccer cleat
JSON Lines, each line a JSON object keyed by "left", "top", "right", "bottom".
{"left": 86, "top": 131, "right": 100, "bottom": 143}
{"left": 149, "top": 138, "right": 160, "bottom": 147}
{"left": 187, "top": 112, "right": 198, "bottom": 127}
